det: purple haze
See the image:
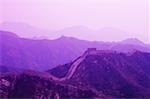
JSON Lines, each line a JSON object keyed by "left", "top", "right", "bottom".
{"left": 0, "top": 0, "right": 149, "bottom": 43}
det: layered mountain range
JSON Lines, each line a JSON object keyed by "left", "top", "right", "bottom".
{"left": 0, "top": 22, "right": 137, "bottom": 41}
{"left": 0, "top": 30, "right": 149, "bottom": 71}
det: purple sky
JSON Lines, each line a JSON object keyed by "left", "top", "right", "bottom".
{"left": 0, "top": 0, "right": 150, "bottom": 43}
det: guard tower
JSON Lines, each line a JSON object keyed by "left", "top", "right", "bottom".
{"left": 87, "top": 48, "right": 97, "bottom": 55}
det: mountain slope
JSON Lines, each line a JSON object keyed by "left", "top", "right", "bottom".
{"left": 0, "top": 22, "right": 56, "bottom": 39}
{"left": 48, "top": 49, "right": 150, "bottom": 98}
{"left": 120, "top": 38, "right": 145, "bottom": 46}
{"left": 0, "top": 71, "right": 102, "bottom": 98}
{"left": 0, "top": 31, "right": 88, "bottom": 70}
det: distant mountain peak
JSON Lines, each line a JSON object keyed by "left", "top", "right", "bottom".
{"left": 65, "top": 25, "right": 91, "bottom": 30}
{"left": 120, "top": 38, "right": 145, "bottom": 46}
{"left": 56, "top": 35, "right": 79, "bottom": 41}
{"left": 123, "top": 38, "right": 142, "bottom": 42}
{"left": 59, "top": 35, "right": 68, "bottom": 39}
{"left": 0, "top": 30, "right": 18, "bottom": 38}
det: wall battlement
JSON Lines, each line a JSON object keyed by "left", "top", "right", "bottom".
{"left": 82, "top": 48, "right": 117, "bottom": 57}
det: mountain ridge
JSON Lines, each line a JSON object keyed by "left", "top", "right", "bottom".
{"left": 1, "top": 30, "right": 150, "bottom": 71}
{"left": 0, "top": 22, "right": 147, "bottom": 43}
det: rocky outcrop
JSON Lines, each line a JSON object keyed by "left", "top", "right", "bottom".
{"left": 0, "top": 72, "right": 102, "bottom": 99}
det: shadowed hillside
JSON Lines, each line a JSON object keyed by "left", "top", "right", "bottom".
{"left": 48, "top": 49, "right": 150, "bottom": 98}
{"left": 0, "top": 71, "right": 103, "bottom": 99}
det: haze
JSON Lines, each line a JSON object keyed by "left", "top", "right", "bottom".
{"left": 0, "top": 0, "right": 149, "bottom": 43}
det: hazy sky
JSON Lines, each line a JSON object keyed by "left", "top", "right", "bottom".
{"left": 0, "top": 0, "right": 150, "bottom": 42}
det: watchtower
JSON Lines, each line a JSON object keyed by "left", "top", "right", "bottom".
{"left": 87, "top": 48, "right": 97, "bottom": 55}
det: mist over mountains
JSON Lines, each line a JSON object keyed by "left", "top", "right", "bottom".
{"left": 0, "top": 22, "right": 142, "bottom": 42}
{"left": 1, "top": 0, "right": 149, "bottom": 97}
